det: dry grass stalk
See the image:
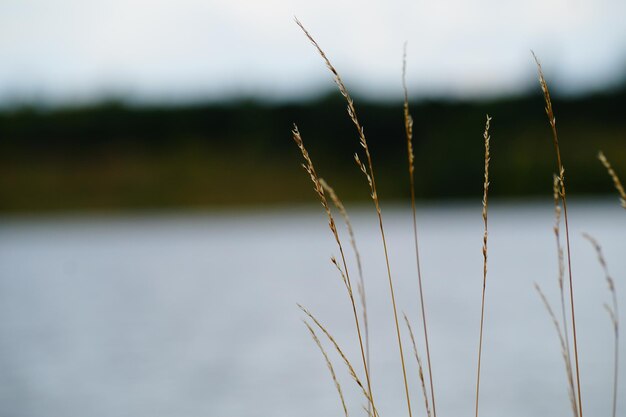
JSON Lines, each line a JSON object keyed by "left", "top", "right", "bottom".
{"left": 291, "top": 125, "right": 335, "bottom": 237}
{"left": 331, "top": 255, "right": 349, "bottom": 291}
{"left": 582, "top": 233, "right": 619, "bottom": 417}
{"left": 598, "top": 151, "right": 626, "bottom": 210}
{"left": 298, "top": 304, "right": 379, "bottom": 417}
{"left": 321, "top": 179, "right": 372, "bottom": 408}
{"left": 303, "top": 320, "right": 350, "bottom": 417}
{"left": 553, "top": 174, "right": 565, "bottom": 298}
{"left": 533, "top": 52, "right": 583, "bottom": 417}
{"left": 475, "top": 114, "right": 492, "bottom": 417}
{"left": 321, "top": 181, "right": 370, "bottom": 357}
{"left": 292, "top": 125, "right": 375, "bottom": 413}
{"left": 553, "top": 172, "right": 573, "bottom": 364}
{"left": 552, "top": 173, "right": 578, "bottom": 417}
{"left": 402, "top": 44, "right": 437, "bottom": 417}
{"left": 534, "top": 284, "right": 580, "bottom": 417}
{"left": 296, "top": 18, "right": 413, "bottom": 417}
{"left": 403, "top": 312, "right": 432, "bottom": 417}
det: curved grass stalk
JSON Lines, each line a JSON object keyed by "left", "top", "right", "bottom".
{"left": 403, "top": 312, "right": 432, "bottom": 417}
{"left": 534, "top": 284, "right": 580, "bottom": 417}
{"left": 582, "top": 233, "right": 619, "bottom": 417}
{"left": 533, "top": 51, "right": 583, "bottom": 417}
{"left": 292, "top": 125, "right": 376, "bottom": 415}
{"left": 553, "top": 174, "right": 578, "bottom": 417}
{"left": 320, "top": 179, "right": 371, "bottom": 395}
{"left": 299, "top": 305, "right": 379, "bottom": 417}
{"left": 296, "top": 18, "right": 413, "bottom": 417}
{"left": 402, "top": 45, "right": 437, "bottom": 417}
{"left": 303, "top": 320, "right": 350, "bottom": 417}
{"left": 475, "top": 114, "right": 492, "bottom": 417}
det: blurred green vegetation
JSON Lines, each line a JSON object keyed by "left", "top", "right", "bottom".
{"left": 0, "top": 88, "right": 625, "bottom": 212}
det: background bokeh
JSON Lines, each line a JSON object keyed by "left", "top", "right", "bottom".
{"left": 0, "top": 0, "right": 625, "bottom": 212}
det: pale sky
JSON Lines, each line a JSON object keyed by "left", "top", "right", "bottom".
{"left": 0, "top": 0, "right": 625, "bottom": 105}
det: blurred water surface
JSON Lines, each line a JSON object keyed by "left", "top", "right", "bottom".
{"left": 0, "top": 200, "right": 624, "bottom": 417}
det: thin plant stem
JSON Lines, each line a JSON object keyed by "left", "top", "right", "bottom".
{"left": 475, "top": 114, "right": 492, "bottom": 417}
{"left": 299, "top": 305, "right": 379, "bottom": 417}
{"left": 303, "top": 320, "right": 350, "bottom": 417}
{"left": 582, "top": 233, "right": 619, "bottom": 417}
{"left": 403, "top": 312, "right": 432, "bottom": 417}
{"left": 534, "top": 284, "right": 580, "bottom": 417}
{"left": 320, "top": 179, "right": 372, "bottom": 414}
{"left": 292, "top": 125, "right": 376, "bottom": 416}
{"left": 402, "top": 44, "right": 437, "bottom": 417}
{"left": 296, "top": 18, "right": 413, "bottom": 417}
{"left": 533, "top": 51, "right": 583, "bottom": 417}
{"left": 553, "top": 174, "right": 578, "bottom": 417}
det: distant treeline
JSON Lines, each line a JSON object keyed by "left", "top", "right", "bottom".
{"left": 0, "top": 88, "right": 625, "bottom": 212}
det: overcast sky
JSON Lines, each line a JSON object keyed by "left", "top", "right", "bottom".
{"left": 1, "top": 0, "right": 625, "bottom": 105}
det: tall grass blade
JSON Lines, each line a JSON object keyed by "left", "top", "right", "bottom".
{"left": 402, "top": 44, "right": 437, "bottom": 417}
{"left": 320, "top": 179, "right": 370, "bottom": 365}
{"left": 533, "top": 51, "right": 583, "bottom": 417}
{"left": 296, "top": 18, "right": 413, "bottom": 417}
{"left": 582, "top": 233, "right": 619, "bottom": 417}
{"left": 292, "top": 125, "right": 376, "bottom": 414}
{"left": 303, "top": 320, "right": 350, "bottom": 417}
{"left": 475, "top": 114, "right": 492, "bottom": 417}
{"left": 534, "top": 284, "right": 580, "bottom": 417}
{"left": 320, "top": 178, "right": 372, "bottom": 415}
{"left": 552, "top": 175, "right": 567, "bottom": 343}
{"left": 552, "top": 174, "right": 578, "bottom": 416}
{"left": 299, "top": 304, "right": 379, "bottom": 417}
{"left": 403, "top": 312, "right": 432, "bottom": 417}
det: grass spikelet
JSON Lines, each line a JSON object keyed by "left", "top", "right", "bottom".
{"left": 582, "top": 233, "right": 619, "bottom": 417}
{"left": 534, "top": 284, "right": 580, "bottom": 417}
{"left": 475, "top": 114, "right": 492, "bottom": 417}
{"left": 533, "top": 51, "right": 583, "bottom": 417}
{"left": 598, "top": 151, "right": 626, "bottom": 210}
{"left": 303, "top": 320, "right": 350, "bottom": 417}
{"left": 549, "top": 172, "right": 579, "bottom": 417}
{"left": 402, "top": 44, "right": 437, "bottom": 417}
{"left": 292, "top": 124, "right": 375, "bottom": 413}
{"left": 552, "top": 173, "right": 578, "bottom": 413}
{"left": 331, "top": 255, "right": 349, "bottom": 291}
{"left": 291, "top": 125, "right": 334, "bottom": 231}
{"left": 296, "top": 18, "right": 412, "bottom": 417}
{"left": 320, "top": 179, "right": 371, "bottom": 390}
{"left": 298, "top": 304, "right": 378, "bottom": 417}
{"left": 553, "top": 174, "right": 565, "bottom": 297}
{"left": 403, "top": 312, "right": 432, "bottom": 417}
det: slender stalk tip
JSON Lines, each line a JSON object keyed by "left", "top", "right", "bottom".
{"left": 475, "top": 114, "right": 492, "bottom": 417}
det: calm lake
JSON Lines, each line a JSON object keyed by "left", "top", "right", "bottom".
{"left": 0, "top": 199, "right": 624, "bottom": 417}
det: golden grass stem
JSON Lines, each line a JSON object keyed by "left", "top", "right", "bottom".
{"left": 475, "top": 114, "right": 492, "bottom": 417}
{"left": 296, "top": 18, "right": 413, "bottom": 417}
{"left": 598, "top": 151, "right": 626, "bottom": 210}
{"left": 320, "top": 179, "right": 372, "bottom": 411}
{"left": 402, "top": 45, "right": 437, "bottom": 417}
{"left": 534, "top": 284, "right": 580, "bottom": 417}
{"left": 553, "top": 174, "right": 578, "bottom": 415}
{"left": 321, "top": 180, "right": 370, "bottom": 365}
{"left": 403, "top": 312, "right": 432, "bottom": 417}
{"left": 533, "top": 51, "right": 583, "bottom": 417}
{"left": 582, "top": 233, "right": 619, "bottom": 417}
{"left": 292, "top": 125, "right": 376, "bottom": 415}
{"left": 303, "top": 320, "right": 350, "bottom": 417}
{"left": 299, "top": 305, "right": 379, "bottom": 417}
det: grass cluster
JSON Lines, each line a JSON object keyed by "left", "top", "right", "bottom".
{"left": 291, "top": 19, "right": 624, "bottom": 417}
